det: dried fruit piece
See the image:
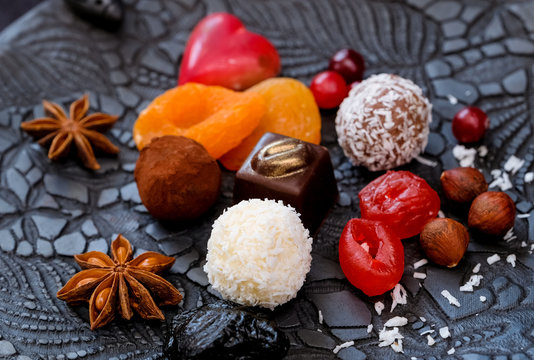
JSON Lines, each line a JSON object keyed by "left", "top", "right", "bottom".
{"left": 468, "top": 192, "right": 516, "bottom": 236}
{"left": 359, "top": 171, "right": 440, "bottom": 239}
{"left": 219, "top": 78, "right": 321, "bottom": 171}
{"left": 164, "top": 302, "right": 290, "bottom": 359}
{"left": 441, "top": 167, "right": 488, "bottom": 203}
{"left": 133, "top": 83, "right": 266, "bottom": 159}
{"left": 339, "top": 219, "right": 404, "bottom": 296}
{"left": 420, "top": 218, "right": 469, "bottom": 267}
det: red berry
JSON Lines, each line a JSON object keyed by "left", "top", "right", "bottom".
{"left": 452, "top": 106, "right": 489, "bottom": 143}
{"left": 339, "top": 219, "right": 404, "bottom": 296}
{"left": 310, "top": 71, "right": 348, "bottom": 109}
{"left": 359, "top": 171, "right": 441, "bottom": 239}
{"left": 328, "top": 49, "right": 365, "bottom": 83}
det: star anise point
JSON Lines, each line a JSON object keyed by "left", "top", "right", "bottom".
{"left": 21, "top": 94, "right": 119, "bottom": 170}
{"left": 57, "top": 234, "right": 182, "bottom": 330}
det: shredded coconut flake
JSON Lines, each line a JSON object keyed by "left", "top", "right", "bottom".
{"left": 379, "top": 327, "right": 404, "bottom": 347}
{"left": 439, "top": 327, "right": 451, "bottom": 339}
{"left": 503, "top": 227, "right": 516, "bottom": 242}
{"left": 318, "top": 310, "right": 323, "bottom": 324}
{"left": 384, "top": 316, "right": 408, "bottom": 328}
{"left": 414, "top": 259, "right": 428, "bottom": 269}
{"left": 438, "top": 210, "right": 445, "bottom": 218}
{"left": 390, "top": 339, "right": 403, "bottom": 353}
{"left": 480, "top": 295, "right": 487, "bottom": 302}
{"left": 415, "top": 155, "right": 437, "bottom": 167}
{"left": 426, "top": 335, "right": 436, "bottom": 346}
{"left": 375, "top": 301, "right": 385, "bottom": 315}
{"left": 525, "top": 172, "right": 534, "bottom": 183}
{"left": 460, "top": 274, "right": 483, "bottom": 292}
{"left": 521, "top": 241, "right": 528, "bottom": 248}
{"left": 446, "top": 94, "right": 458, "bottom": 104}
{"left": 441, "top": 290, "right": 461, "bottom": 307}
{"left": 472, "top": 263, "right": 481, "bottom": 273}
{"left": 420, "top": 316, "right": 426, "bottom": 322}
{"left": 390, "top": 284, "right": 408, "bottom": 312}
{"left": 333, "top": 341, "right": 354, "bottom": 354}
{"left": 506, "top": 254, "right": 516, "bottom": 267}
{"left": 504, "top": 155, "right": 524, "bottom": 175}
{"left": 420, "top": 329, "right": 435, "bottom": 336}
{"left": 517, "top": 213, "right": 531, "bottom": 219}
{"left": 478, "top": 146, "right": 488, "bottom": 157}
{"left": 367, "top": 324, "right": 373, "bottom": 333}
{"left": 487, "top": 254, "right": 501, "bottom": 265}
{"left": 489, "top": 169, "right": 513, "bottom": 191}
{"left": 453, "top": 145, "right": 477, "bottom": 167}
{"left": 413, "top": 272, "right": 427, "bottom": 279}
{"left": 447, "top": 347, "right": 456, "bottom": 355}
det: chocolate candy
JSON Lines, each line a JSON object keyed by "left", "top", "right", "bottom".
{"left": 234, "top": 133, "right": 338, "bottom": 233}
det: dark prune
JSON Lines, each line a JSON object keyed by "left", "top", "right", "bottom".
{"left": 163, "top": 302, "right": 289, "bottom": 360}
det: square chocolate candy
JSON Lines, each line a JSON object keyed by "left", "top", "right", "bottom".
{"left": 234, "top": 133, "right": 338, "bottom": 233}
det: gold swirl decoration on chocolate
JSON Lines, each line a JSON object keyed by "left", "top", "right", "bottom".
{"left": 251, "top": 138, "right": 311, "bottom": 178}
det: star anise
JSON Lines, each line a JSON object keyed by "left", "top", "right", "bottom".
{"left": 57, "top": 234, "right": 183, "bottom": 330}
{"left": 20, "top": 94, "right": 119, "bottom": 170}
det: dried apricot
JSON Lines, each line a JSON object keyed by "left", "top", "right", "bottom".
{"left": 219, "top": 78, "right": 321, "bottom": 171}
{"left": 133, "top": 83, "right": 266, "bottom": 159}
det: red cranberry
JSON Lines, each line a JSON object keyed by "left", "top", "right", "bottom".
{"left": 452, "top": 106, "right": 489, "bottom": 143}
{"left": 310, "top": 71, "right": 348, "bottom": 109}
{"left": 328, "top": 49, "right": 365, "bottom": 83}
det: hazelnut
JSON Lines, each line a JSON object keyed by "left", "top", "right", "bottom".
{"left": 419, "top": 218, "right": 469, "bottom": 267}
{"left": 468, "top": 191, "right": 516, "bottom": 236}
{"left": 440, "top": 167, "right": 488, "bottom": 203}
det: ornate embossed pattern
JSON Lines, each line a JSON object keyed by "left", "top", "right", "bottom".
{"left": 0, "top": 0, "right": 533, "bottom": 359}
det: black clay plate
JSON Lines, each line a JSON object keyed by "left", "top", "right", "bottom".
{"left": 0, "top": 0, "right": 533, "bottom": 359}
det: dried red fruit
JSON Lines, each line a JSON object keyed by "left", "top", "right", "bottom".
{"left": 339, "top": 219, "right": 404, "bottom": 296}
{"left": 359, "top": 171, "right": 440, "bottom": 239}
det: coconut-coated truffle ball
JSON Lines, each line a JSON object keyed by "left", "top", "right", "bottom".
{"left": 335, "top": 73, "right": 432, "bottom": 171}
{"left": 134, "top": 135, "right": 221, "bottom": 221}
{"left": 204, "top": 199, "right": 312, "bottom": 309}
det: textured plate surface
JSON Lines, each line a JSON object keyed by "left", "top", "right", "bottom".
{"left": 0, "top": 0, "right": 533, "bottom": 359}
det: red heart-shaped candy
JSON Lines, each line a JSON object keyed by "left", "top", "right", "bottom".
{"left": 178, "top": 13, "right": 281, "bottom": 91}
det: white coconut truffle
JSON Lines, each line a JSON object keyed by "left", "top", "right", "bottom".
{"left": 204, "top": 199, "right": 312, "bottom": 309}
{"left": 335, "top": 73, "right": 432, "bottom": 171}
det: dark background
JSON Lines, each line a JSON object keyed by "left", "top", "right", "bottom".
{"left": 0, "top": 0, "right": 43, "bottom": 30}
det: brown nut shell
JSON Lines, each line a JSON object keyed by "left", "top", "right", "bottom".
{"left": 440, "top": 167, "right": 488, "bottom": 203}
{"left": 419, "top": 218, "right": 469, "bottom": 267}
{"left": 468, "top": 191, "right": 516, "bottom": 236}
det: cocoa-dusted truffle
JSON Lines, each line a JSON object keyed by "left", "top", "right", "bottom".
{"left": 335, "top": 73, "right": 432, "bottom": 171}
{"left": 134, "top": 136, "right": 221, "bottom": 221}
